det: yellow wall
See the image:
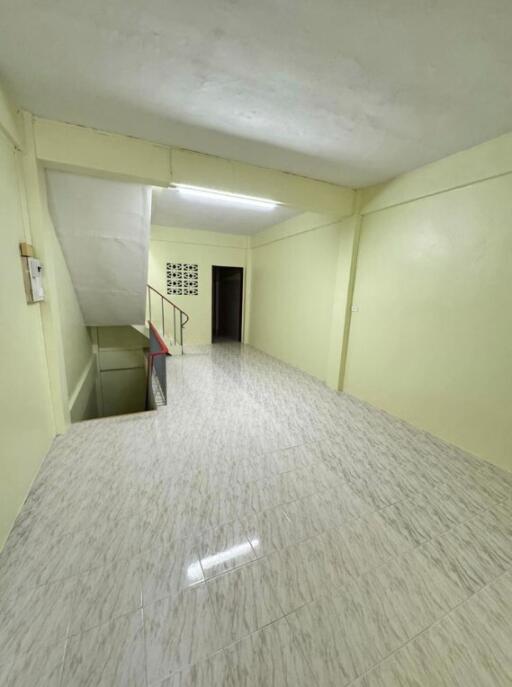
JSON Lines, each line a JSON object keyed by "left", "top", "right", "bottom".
{"left": 149, "top": 226, "right": 248, "bottom": 345}
{"left": 325, "top": 214, "right": 361, "bottom": 390}
{"left": 248, "top": 213, "right": 345, "bottom": 382}
{"left": 0, "top": 83, "right": 21, "bottom": 148}
{"left": 23, "top": 115, "right": 95, "bottom": 426}
{"left": 344, "top": 153, "right": 512, "bottom": 471}
{"left": 49, "top": 224, "right": 95, "bottom": 416}
{"left": 0, "top": 128, "right": 55, "bottom": 549}
{"left": 0, "top": 88, "right": 95, "bottom": 549}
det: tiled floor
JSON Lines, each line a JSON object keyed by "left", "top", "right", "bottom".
{"left": 1, "top": 343, "right": 511, "bottom": 686}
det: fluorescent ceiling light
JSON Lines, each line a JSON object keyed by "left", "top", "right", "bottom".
{"left": 172, "top": 184, "right": 279, "bottom": 210}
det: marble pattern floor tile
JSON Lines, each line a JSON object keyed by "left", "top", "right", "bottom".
{"left": 287, "top": 577, "right": 407, "bottom": 687}
{"left": 197, "top": 520, "right": 257, "bottom": 579}
{"left": 0, "top": 530, "right": 82, "bottom": 597}
{"left": 141, "top": 538, "right": 204, "bottom": 606}
{"left": 242, "top": 504, "right": 304, "bottom": 557}
{"left": 349, "top": 626, "right": 458, "bottom": 687}
{"left": 263, "top": 533, "right": 350, "bottom": 614}
{"left": 364, "top": 596, "right": 512, "bottom": 687}
{"left": 207, "top": 558, "right": 284, "bottom": 644}
{"left": 435, "top": 474, "right": 508, "bottom": 514}
{"left": 2, "top": 640, "right": 66, "bottom": 687}
{"left": 319, "top": 511, "right": 412, "bottom": 579}
{"left": 344, "top": 471, "right": 413, "bottom": 511}
{"left": 443, "top": 570, "right": 512, "bottom": 684}
{"left": 158, "top": 650, "right": 230, "bottom": 687}
{"left": 0, "top": 661, "right": 12, "bottom": 686}
{"left": 377, "top": 489, "right": 480, "bottom": 547}
{"left": 298, "top": 482, "right": 374, "bottom": 529}
{"left": 363, "top": 549, "right": 468, "bottom": 640}
{"left": 69, "top": 556, "right": 142, "bottom": 635}
{"left": 234, "top": 478, "right": 286, "bottom": 515}
{"left": 61, "top": 610, "right": 146, "bottom": 687}
{"left": 478, "top": 498, "right": 512, "bottom": 537}
{"left": 1, "top": 343, "right": 511, "bottom": 686}
{"left": 0, "top": 576, "right": 76, "bottom": 666}
{"left": 144, "top": 584, "right": 223, "bottom": 684}
{"left": 416, "top": 513, "right": 512, "bottom": 597}
{"left": 225, "top": 617, "right": 315, "bottom": 687}
{"left": 264, "top": 444, "right": 317, "bottom": 474}
{"left": 279, "top": 496, "right": 330, "bottom": 541}
{"left": 189, "top": 491, "right": 240, "bottom": 534}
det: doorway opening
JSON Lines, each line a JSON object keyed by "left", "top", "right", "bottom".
{"left": 212, "top": 266, "right": 244, "bottom": 342}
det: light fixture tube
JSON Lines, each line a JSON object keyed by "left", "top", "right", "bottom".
{"left": 172, "top": 183, "right": 279, "bottom": 210}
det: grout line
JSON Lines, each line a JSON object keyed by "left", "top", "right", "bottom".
{"left": 3, "top": 346, "right": 511, "bottom": 684}
{"left": 57, "top": 636, "right": 70, "bottom": 687}
{"left": 3, "top": 448, "right": 506, "bottom": 602}
{"left": 343, "top": 563, "right": 512, "bottom": 687}
{"left": 141, "top": 602, "right": 150, "bottom": 687}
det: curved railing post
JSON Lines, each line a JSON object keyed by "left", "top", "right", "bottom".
{"left": 146, "top": 284, "right": 189, "bottom": 354}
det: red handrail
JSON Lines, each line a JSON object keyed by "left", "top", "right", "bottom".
{"left": 145, "top": 320, "right": 169, "bottom": 409}
{"left": 148, "top": 321, "right": 169, "bottom": 356}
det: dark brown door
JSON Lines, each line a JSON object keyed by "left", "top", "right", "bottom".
{"left": 212, "top": 266, "right": 243, "bottom": 342}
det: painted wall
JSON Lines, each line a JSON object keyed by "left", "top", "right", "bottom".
{"left": 0, "top": 127, "right": 55, "bottom": 549}
{"left": 324, "top": 214, "right": 361, "bottom": 390}
{"left": 0, "top": 89, "right": 96, "bottom": 549}
{"left": 49, "top": 226, "right": 95, "bottom": 418}
{"left": 149, "top": 226, "right": 248, "bottom": 345}
{"left": 248, "top": 213, "right": 344, "bottom": 382}
{"left": 344, "top": 155, "right": 512, "bottom": 471}
{"left": 92, "top": 327, "right": 147, "bottom": 417}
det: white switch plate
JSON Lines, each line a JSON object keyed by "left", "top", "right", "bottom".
{"left": 351, "top": 305, "right": 359, "bottom": 312}
{"left": 27, "top": 257, "right": 45, "bottom": 302}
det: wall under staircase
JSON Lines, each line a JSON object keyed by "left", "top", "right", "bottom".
{"left": 91, "top": 326, "right": 149, "bottom": 417}
{"left": 45, "top": 170, "right": 152, "bottom": 326}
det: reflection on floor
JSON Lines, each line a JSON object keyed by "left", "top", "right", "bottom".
{"left": 1, "top": 343, "right": 511, "bottom": 686}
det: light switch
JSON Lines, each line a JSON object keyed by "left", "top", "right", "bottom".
{"left": 27, "top": 257, "right": 44, "bottom": 302}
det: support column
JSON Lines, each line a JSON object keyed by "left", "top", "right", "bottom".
{"left": 325, "top": 191, "right": 363, "bottom": 391}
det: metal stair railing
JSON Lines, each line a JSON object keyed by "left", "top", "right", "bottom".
{"left": 145, "top": 321, "right": 169, "bottom": 410}
{"left": 147, "top": 284, "right": 189, "bottom": 354}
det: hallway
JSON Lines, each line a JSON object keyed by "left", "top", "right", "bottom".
{"left": 1, "top": 344, "right": 511, "bottom": 686}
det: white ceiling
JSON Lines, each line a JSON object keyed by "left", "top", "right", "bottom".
{"left": 1, "top": 1, "right": 512, "bottom": 187}
{"left": 151, "top": 187, "right": 299, "bottom": 234}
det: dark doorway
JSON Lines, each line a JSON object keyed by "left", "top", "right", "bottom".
{"left": 212, "top": 266, "right": 244, "bottom": 342}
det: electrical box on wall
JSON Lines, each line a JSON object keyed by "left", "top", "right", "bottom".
{"left": 28, "top": 257, "right": 44, "bottom": 302}
{"left": 20, "top": 243, "right": 45, "bottom": 303}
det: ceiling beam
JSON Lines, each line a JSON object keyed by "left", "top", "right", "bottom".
{"left": 0, "top": 81, "right": 22, "bottom": 148}
{"left": 33, "top": 116, "right": 354, "bottom": 215}
{"left": 170, "top": 149, "right": 354, "bottom": 215}
{"left": 34, "top": 117, "right": 170, "bottom": 186}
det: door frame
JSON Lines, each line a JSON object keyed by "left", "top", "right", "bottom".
{"left": 211, "top": 265, "right": 244, "bottom": 342}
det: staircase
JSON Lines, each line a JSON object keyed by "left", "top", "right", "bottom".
{"left": 144, "top": 285, "right": 189, "bottom": 410}
{"left": 45, "top": 169, "right": 191, "bottom": 414}
{"left": 146, "top": 284, "right": 189, "bottom": 355}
